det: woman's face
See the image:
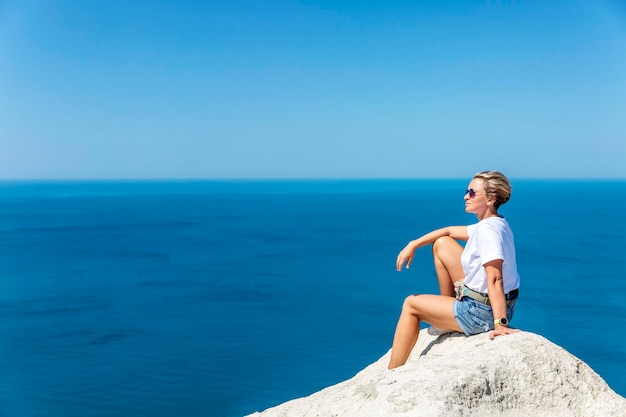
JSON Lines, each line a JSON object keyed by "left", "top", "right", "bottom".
{"left": 464, "top": 178, "right": 492, "bottom": 215}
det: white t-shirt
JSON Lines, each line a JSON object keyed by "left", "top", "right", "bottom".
{"left": 461, "top": 216, "right": 520, "bottom": 294}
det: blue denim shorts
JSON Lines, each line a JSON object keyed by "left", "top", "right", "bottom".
{"left": 453, "top": 297, "right": 515, "bottom": 336}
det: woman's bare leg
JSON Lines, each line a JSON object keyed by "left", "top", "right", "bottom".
{"left": 388, "top": 294, "right": 461, "bottom": 369}
{"left": 387, "top": 237, "right": 465, "bottom": 370}
{"left": 432, "top": 236, "right": 465, "bottom": 297}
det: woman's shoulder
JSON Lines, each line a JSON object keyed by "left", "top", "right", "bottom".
{"left": 476, "top": 216, "right": 510, "bottom": 233}
{"left": 481, "top": 215, "right": 507, "bottom": 225}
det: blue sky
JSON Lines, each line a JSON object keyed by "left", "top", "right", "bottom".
{"left": 1, "top": 0, "right": 625, "bottom": 179}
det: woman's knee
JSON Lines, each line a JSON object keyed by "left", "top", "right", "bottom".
{"left": 402, "top": 294, "right": 421, "bottom": 313}
{"left": 432, "top": 236, "right": 456, "bottom": 255}
{"left": 432, "top": 236, "right": 464, "bottom": 276}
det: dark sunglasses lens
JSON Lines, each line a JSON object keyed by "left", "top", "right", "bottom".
{"left": 466, "top": 189, "right": 476, "bottom": 198}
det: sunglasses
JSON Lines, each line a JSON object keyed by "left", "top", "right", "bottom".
{"left": 465, "top": 188, "right": 485, "bottom": 198}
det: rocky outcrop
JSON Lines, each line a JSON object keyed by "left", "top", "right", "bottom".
{"left": 246, "top": 330, "right": 626, "bottom": 417}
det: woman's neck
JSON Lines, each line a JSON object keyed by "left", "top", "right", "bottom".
{"left": 476, "top": 211, "right": 499, "bottom": 221}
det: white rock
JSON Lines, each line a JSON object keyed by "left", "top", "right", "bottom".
{"left": 246, "top": 330, "right": 626, "bottom": 417}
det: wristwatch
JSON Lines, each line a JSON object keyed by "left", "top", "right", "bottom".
{"left": 494, "top": 317, "right": 508, "bottom": 326}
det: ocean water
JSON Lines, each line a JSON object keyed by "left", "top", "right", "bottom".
{"left": 0, "top": 179, "right": 624, "bottom": 417}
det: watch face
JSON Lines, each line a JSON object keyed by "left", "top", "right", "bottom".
{"left": 500, "top": 318, "right": 508, "bottom": 326}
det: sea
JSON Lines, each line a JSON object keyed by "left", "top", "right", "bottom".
{"left": 0, "top": 179, "right": 624, "bottom": 417}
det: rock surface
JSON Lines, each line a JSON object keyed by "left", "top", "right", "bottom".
{"left": 246, "top": 330, "right": 626, "bottom": 417}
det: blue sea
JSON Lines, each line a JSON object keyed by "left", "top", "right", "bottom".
{"left": 0, "top": 179, "right": 624, "bottom": 417}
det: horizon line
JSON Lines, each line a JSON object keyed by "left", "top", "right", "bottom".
{"left": 1, "top": 177, "right": 626, "bottom": 182}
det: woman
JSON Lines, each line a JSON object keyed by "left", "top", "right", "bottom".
{"left": 388, "top": 171, "right": 520, "bottom": 370}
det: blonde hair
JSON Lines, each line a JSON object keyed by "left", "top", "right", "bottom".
{"left": 473, "top": 171, "right": 511, "bottom": 209}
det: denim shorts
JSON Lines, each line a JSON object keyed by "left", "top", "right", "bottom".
{"left": 453, "top": 297, "right": 516, "bottom": 336}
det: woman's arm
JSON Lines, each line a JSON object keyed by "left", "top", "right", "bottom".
{"left": 396, "top": 226, "right": 468, "bottom": 271}
{"left": 484, "top": 259, "right": 519, "bottom": 339}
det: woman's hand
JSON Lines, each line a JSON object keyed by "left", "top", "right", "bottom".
{"left": 489, "top": 325, "right": 520, "bottom": 340}
{"left": 396, "top": 242, "right": 417, "bottom": 271}
{"left": 395, "top": 227, "right": 468, "bottom": 272}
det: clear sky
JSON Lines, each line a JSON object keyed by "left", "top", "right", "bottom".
{"left": 1, "top": 0, "right": 625, "bottom": 179}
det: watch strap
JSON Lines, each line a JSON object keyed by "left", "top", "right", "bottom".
{"left": 494, "top": 318, "right": 508, "bottom": 326}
